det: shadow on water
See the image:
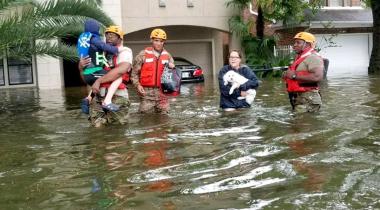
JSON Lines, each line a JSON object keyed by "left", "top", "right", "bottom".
{"left": 0, "top": 72, "right": 379, "bottom": 209}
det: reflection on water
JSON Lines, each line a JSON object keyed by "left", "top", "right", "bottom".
{"left": 0, "top": 73, "right": 380, "bottom": 209}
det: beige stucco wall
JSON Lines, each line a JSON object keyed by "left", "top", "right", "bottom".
{"left": 125, "top": 26, "right": 226, "bottom": 80}
{"left": 119, "top": 0, "right": 238, "bottom": 83}
{"left": 121, "top": 0, "right": 235, "bottom": 34}
{"left": 35, "top": 39, "right": 63, "bottom": 89}
{"left": 34, "top": 0, "right": 238, "bottom": 89}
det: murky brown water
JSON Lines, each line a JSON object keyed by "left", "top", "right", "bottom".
{"left": 0, "top": 72, "right": 379, "bottom": 209}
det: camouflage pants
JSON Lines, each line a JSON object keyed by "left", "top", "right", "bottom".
{"left": 139, "top": 87, "right": 169, "bottom": 114}
{"left": 89, "top": 88, "right": 130, "bottom": 127}
{"left": 289, "top": 90, "right": 322, "bottom": 113}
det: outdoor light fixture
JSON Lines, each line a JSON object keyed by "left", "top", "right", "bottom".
{"left": 159, "top": 0, "right": 165, "bottom": 7}
{"left": 187, "top": 0, "right": 194, "bottom": 7}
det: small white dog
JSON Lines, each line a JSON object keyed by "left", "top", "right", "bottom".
{"left": 223, "top": 70, "right": 256, "bottom": 104}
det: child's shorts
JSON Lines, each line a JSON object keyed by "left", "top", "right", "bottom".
{"left": 83, "top": 69, "right": 108, "bottom": 86}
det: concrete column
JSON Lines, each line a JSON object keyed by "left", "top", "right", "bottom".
{"left": 212, "top": 30, "right": 224, "bottom": 76}
{"left": 102, "top": 0, "right": 123, "bottom": 26}
{"left": 35, "top": 39, "right": 64, "bottom": 90}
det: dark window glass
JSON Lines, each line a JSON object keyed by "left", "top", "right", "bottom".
{"left": 0, "top": 58, "right": 4, "bottom": 85}
{"left": 7, "top": 59, "right": 33, "bottom": 85}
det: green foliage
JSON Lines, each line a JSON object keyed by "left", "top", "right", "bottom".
{"left": 243, "top": 36, "right": 293, "bottom": 78}
{"left": 243, "top": 36, "right": 276, "bottom": 66}
{"left": 228, "top": 15, "right": 253, "bottom": 37}
{"left": 225, "top": 0, "right": 323, "bottom": 77}
{"left": 225, "top": 0, "right": 251, "bottom": 10}
{"left": 0, "top": 0, "right": 113, "bottom": 61}
{"left": 257, "top": 0, "right": 323, "bottom": 26}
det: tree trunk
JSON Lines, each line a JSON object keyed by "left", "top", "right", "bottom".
{"left": 256, "top": 6, "right": 264, "bottom": 40}
{"left": 368, "top": 0, "right": 380, "bottom": 73}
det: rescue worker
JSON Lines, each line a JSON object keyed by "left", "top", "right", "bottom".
{"left": 283, "top": 32, "right": 324, "bottom": 113}
{"left": 79, "top": 25, "right": 133, "bottom": 127}
{"left": 131, "top": 28, "right": 175, "bottom": 114}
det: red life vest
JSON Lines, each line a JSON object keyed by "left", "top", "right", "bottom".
{"left": 140, "top": 47, "right": 170, "bottom": 87}
{"left": 286, "top": 48, "right": 320, "bottom": 93}
{"left": 101, "top": 51, "right": 130, "bottom": 89}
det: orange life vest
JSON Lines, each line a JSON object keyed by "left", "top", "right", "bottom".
{"left": 140, "top": 47, "right": 170, "bottom": 87}
{"left": 101, "top": 52, "right": 129, "bottom": 89}
{"left": 286, "top": 48, "right": 320, "bottom": 93}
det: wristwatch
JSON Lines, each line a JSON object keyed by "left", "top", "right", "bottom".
{"left": 291, "top": 74, "right": 297, "bottom": 80}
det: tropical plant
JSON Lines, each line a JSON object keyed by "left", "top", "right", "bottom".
{"left": 226, "top": 0, "right": 324, "bottom": 76}
{"left": 362, "top": 0, "right": 380, "bottom": 73}
{"left": 0, "top": 0, "right": 113, "bottom": 62}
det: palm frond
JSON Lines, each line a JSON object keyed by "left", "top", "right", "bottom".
{"left": 34, "top": 0, "right": 113, "bottom": 26}
{"left": 0, "top": 0, "right": 29, "bottom": 11}
{"left": 0, "top": 0, "right": 114, "bottom": 61}
{"left": 225, "top": 0, "right": 251, "bottom": 10}
{"left": 8, "top": 40, "right": 77, "bottom": 61}
{"left": 228, "top": 15, "right": 252, "bottom": 37}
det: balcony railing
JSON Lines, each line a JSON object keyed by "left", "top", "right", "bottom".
{"left": 320, "top": 0, "right": 362, "bottom": 7}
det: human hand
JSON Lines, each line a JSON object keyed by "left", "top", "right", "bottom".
{"left": 92, "top": 79, "right": 101, "bottom": 94}
{"left": 240, "top": 91, "right": 248, "bottom": 97}
{"left": 79, "top": 56, "right": 91, "bottom": 70}
{"left": 284, "top": 70, "right": 295, "bottom": 79}
{"left": 137, "top": 84, "right": 146, "bottom": 96}
{"left": 168, "top": 62, "right": 175, "bottom": 69}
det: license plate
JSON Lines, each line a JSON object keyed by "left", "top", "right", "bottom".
{"left": 182, "top": 72, "right": 190, "bottom": 78}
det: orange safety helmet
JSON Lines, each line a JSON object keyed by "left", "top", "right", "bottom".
{"left": 294, "top": 32, "right": 316, "bottom": 44}
{"left": 150, "top": 28, "right": 167, "bottom": 40}
{"left": 105, "top": 25, "right": 124, "bottom": 39}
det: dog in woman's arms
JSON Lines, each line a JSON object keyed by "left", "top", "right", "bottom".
{"left": 223, "top": 70, "right": 256, "bottom": 105}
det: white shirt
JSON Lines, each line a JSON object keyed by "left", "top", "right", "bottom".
{"left": 117, "top": 46, "right": 133, "bottom": 65}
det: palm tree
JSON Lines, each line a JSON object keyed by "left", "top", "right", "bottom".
{"left": 0, "top": 0, "right": 113, "bottom": 62}
{"left": 367, "top": 0, "right": 380, "bottom": 73}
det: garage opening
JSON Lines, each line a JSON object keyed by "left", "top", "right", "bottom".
{"left": 62, "top": 36, "right": 85, "bottom": 87}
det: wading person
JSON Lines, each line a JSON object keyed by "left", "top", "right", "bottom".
{"left": 131, "top": 28, "right": 175, "bottom": 114}
{"left": 79, "top": 25, "right": 133, "bottom": 127}
{"left": 283, "top": 32, "right": 324, "bottom": 113}
{"left": 77, "top": 19, "right": 124, "bottom": 113}
{"left": 218, "top": 50, "right": 259, "bottom": 111}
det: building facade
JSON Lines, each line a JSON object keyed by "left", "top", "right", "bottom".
{"left": 273, "top": 0, "right": 373, "bottom": 74}
{"left": 1, "top": 0, "right": 239, "bottom": 89}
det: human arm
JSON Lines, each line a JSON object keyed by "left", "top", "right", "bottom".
{"left": 239, "top": 65, "right": 259, "bottom": 91}
{"left": 91, "top": 36, "right": 119, "bottom": 55}
{"left": 78, "top": 56, "right": 91, "bottom": 82}
{"left": 91, "top": 47, "right": 132, "bottom": 93}
{"left": 168, "top": 54, "right": 175, "bottom": 69}
{"left": 131, "top": 50, "right": 146, "bottom": 95}
{"left": 218, "top": 66, "right": 241, "bottom": 98}
{"left": 285, "top": 55, "right": 323, "bottom": 83}
{"left": 92, "top": 62, "right": 131, "bottom": 93}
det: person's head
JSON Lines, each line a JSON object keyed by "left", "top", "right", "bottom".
{"left": 228, "top": 50, "right": 242, "bottom": 69}
{"left": 293, "top": 32, "right": 316, "bottom": 54}
{"left": 105, "top": 25, "right": 124, "bottom": 46}
{"left": 84, "top": 19, "right": 100, "bottom": 35}
{"left": 150, "top": 28, "right": 167, "bottom": 52}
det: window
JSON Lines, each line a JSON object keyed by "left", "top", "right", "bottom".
{"left": 0, "top": 58, "right": 4, "bottom": 86}
{"left": 7, "top": 58, "right": 33, "bottom": 85}
{"left": 322, "top": 0, "right": 361, "bottom": 7}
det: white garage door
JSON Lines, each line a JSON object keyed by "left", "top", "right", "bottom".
{"left": 126, "top": 41, "right": 213, "bottom": 80}
{"left": 316, "top": 33, "right": 372, "bottom": 76}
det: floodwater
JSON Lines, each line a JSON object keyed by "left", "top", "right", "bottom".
{"left": 0, "top": 72, "right": 379, "bottom": 209}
